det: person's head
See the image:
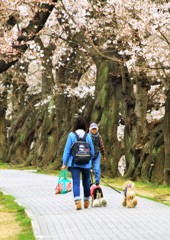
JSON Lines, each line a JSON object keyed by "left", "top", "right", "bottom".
{"left": 73, "top": 116, "right": 88, "bottom": 132}
{"left": 89, "top": 122, "right": 98, "bottom": 134}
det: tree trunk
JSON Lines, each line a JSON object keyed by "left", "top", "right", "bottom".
{"left": 91, "top": 58, "right": 121, "bottom": 176}
{"left": 164, "top": 90, "right": 170, "bottom": 185}
{"left": 0, "top": 87, "right": 7, "bottom": 161}
{"left": 128, "top": 74, "right": 149, "bottom": 179}
{"left": 122, "top": 72, "right": 149, "bottom": 179}
{"left": 133, "top": 120, "right": 164, "bottom": 182}
{"left": 120, "top": 67, "right": 136, "bottom": 178}
{"left": 134, "top": 74, "right": 148, "bottom": 143}
{"left": 6, "top": 95, "right": 40, "bottom": 164}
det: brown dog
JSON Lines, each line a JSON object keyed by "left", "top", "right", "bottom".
{"left": 122, "top": 181, "right": 138, "bottom": 208}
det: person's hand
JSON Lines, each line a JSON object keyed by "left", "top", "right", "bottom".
{"left": 102, "top": 157, "right": 106, "bottom": 162}
{"left": 61, "top": 165, "right": 67, "bottom": 170}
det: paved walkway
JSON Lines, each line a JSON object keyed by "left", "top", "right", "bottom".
{"left": 0, "top": 170, "right": 170, "bottom": 240}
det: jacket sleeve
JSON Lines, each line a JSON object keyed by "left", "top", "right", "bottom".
{"left": 62, "top": 133, "right": 73, "bottom": 166}
{"left": 99, "top": 135, "right": 105, "bottom": 157}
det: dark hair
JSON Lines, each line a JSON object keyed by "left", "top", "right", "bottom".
{"left": 72, "top": 117, "right": 87, "bottom": 132}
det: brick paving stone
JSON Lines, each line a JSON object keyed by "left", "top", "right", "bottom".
{"left": 0, "top": 169, "right": 170, "bottom": 240}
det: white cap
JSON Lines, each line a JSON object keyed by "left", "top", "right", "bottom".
{"left": 89, "top": 122, "right": 98, "bottom": 129}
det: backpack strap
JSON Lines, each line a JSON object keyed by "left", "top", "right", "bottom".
{"left": 74, "top": 132, "right": 79, "bottom": 140}
{"left": 83, "top": 132, "right": 87, "bottom": 141}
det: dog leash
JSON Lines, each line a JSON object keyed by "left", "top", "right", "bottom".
{"left": 100, "top": 178, "right": 122, "bottom": 194}
{"left": 91, "top": 170, "right": 122, "bottom": 194}
{"left": 90, "top": 170, "right": 96, "bottom": 186}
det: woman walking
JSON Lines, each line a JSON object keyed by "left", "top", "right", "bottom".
{"left": 61, "top": 117, "right": 94, "bottom": 210}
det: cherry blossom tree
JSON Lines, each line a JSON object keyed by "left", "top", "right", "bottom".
{"left": 53, "top": 0, "right": 169, "bottom": 182}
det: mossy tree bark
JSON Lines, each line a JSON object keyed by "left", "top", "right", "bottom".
{"left": 134, "top": 74, "right": 149, "bottom": 143}
{"left": 164, "top": 89, "right": 170, "bottom": 185}
{"left": 4, "top": 63, "right": 39, "bottom": 165}
{"left": 25, "top": 42, "right": 94, "bottom": 169}
{"left": 27, "top": 41, "right": 57, "bottom": 167}
{"left": 91, "top": 58, "right": 122, "bottom": 176}
{"left": 131, "top": 76, "right": 166, "bottom": 183}
{"left": 6, "top": 94, "right": 40, "bottom": 165}
{"left": 0, "top": 75, "right": 7, "bottom": 162}
{"left": 48, "top": 51, "right": 94, "bottom": 170}
{"left": 133, "top": 120, "right": 164, "bottom": 182}
{"left": 119, "top": 66, "right": 136, "bottom": 178}
{"left": 124, "top": 74, "right": 149, "bottom": 178}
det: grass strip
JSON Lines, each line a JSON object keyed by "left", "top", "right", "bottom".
{"left": 0, "top": 192, "right": 35, "bottom": 240}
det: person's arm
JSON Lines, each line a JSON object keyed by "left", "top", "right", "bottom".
{"left": 61, "top": 133, "right": 73, "bottom": 168}
{"left": 99, "top": 135, "right": 106, "bottom": 161}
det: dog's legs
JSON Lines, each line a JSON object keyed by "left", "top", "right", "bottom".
{"left": 122, "top": 197, "right": 127, "bottom": 207}
{"left": 132, "top": 196, "right": 138, "bottom": 207}
{"left": 91, "top": 197, "right": 94, "bottom": 207}
{"left": 93, "top": 199, "right": 101, "bottom": 207}
{"left": 101, "top": 198, "right": 107, "bottom": 207}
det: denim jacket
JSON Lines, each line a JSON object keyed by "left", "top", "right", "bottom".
{"left": 62, "top": 130, "right": 95, "bottom": 169}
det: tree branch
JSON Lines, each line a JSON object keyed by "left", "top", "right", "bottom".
{"left": 0, "top": 0, "right": 58, "bottom": 74}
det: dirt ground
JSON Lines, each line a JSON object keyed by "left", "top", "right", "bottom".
{"left": 0, "top": 205, "right": 21, "bottom": 240}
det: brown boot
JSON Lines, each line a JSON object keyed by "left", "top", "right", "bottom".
{"left": 84, "top": 200, "right": 90, "bottom": 209}
{"left": 75, "top": 201, "right": 82, "bottom": 210}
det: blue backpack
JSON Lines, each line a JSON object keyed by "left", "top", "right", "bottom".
{"left": 71, "top": 132, "right": 92, "bottom": 164}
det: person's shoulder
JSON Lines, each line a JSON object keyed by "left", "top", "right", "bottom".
{"left": 87, "top": 133, "right": 94, "bottom": 141}
{"left": 68, "top": 132, "right": 75, "bottom": 138}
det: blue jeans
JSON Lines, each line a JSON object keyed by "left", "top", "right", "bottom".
{"left": 69, "top": 167, "right": 90, "bottom": 202}
{"left": 92, "top": 153, "right": 100, "bottom": 184}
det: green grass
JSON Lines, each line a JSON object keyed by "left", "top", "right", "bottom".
{"left": 0, "top": 161, "right": 11, "bottom": 169}
{"left": 36, "top": 168, "right": 72, "bottom": 178}
{"left": 0, "top": 192, "right": 35, "bottom": 240}
{"left": 100, "top": 176, "right": 170, "bottom": 206}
